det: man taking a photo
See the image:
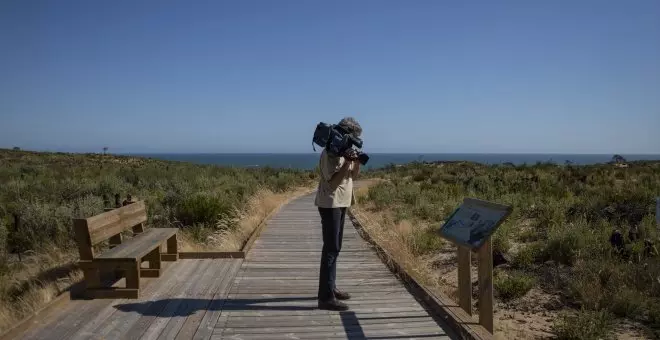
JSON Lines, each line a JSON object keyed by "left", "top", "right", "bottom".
{"left": 314, "top": 117, "right": 362, "bottom": 311}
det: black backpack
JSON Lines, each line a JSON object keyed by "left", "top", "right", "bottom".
{"left": 312, "top": 122, "right": 334, "bottom": 152}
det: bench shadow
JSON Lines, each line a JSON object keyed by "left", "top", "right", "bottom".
{"left": 114, "top": 296, "right": 318, "bottom": 316}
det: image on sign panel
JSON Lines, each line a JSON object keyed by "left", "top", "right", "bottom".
{"left": 440, "top": 204, "right": 509, "bottom": 249}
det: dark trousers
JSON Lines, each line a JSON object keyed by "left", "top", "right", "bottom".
{"left": 317, "top": 207, "right": 346, "bottom": 301}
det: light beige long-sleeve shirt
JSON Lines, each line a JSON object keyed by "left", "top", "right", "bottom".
{"left": 314, "top": 149, "right": 355, "bottom": 208}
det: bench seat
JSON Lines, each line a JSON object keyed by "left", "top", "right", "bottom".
{"left": 96, "top": 227, "right": 178, "bottom": 260}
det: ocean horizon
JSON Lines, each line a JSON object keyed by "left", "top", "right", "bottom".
{"left": 126, "top": 153, "right": 660, "bottom": 170}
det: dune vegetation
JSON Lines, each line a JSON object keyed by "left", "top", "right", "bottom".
{"left": 0, "top": 149, "right": 315, "bottom": 333}
{"left": 354, "top": 159, "right": 660, "bottom": 339}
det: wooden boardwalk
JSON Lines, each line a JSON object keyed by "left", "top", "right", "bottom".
{"left": 16, "top": 194, "right": 455, "bottom": 340}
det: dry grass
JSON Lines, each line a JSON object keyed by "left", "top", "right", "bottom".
{"left": 0, "top": 246, "right": 82, "bottom": 333}
{"left": 202, "top": 186, "right": 314, "bottom": 251}
{"left": 351, "top": 195, "right": 441, "bottom": 291}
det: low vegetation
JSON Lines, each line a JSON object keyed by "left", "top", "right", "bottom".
{"left": 356, "top": 160, "right": 660, "bottom": 339}
{"left": 0, "top": 149, "right": 314, "bottom": 333}
{"left": 552, "top": 309, "right": 613, "bottom": 340}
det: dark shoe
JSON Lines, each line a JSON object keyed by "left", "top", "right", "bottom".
{"left": 318, "top": 298, "right": 349, "bottom": 311}
{"left": 333, "top": 289, "right": 351, "bottom": 300}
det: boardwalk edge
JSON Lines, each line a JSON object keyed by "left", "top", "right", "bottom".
{"left": 348, "top": 209, "right": 493, "bottom": 340}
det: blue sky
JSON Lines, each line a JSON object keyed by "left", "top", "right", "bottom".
{"left": 1, "top": 0, "right": 659, "bottom": 154}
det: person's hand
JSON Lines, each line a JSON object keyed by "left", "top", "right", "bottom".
{"left": 344, "top": 149, "right": 359, "bottom": 161}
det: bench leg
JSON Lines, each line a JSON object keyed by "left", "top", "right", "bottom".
{"left": 82, "top": 267, "right": 101, "bottom": 289}
{"left": 162, "top": 234, "right": 179, "bottom": 261}
{"left": 84, "top": 261, "right": 139, "bottom": 299}
{"left": 125, "top": 262, "right": 140, "bottom": 290}
{"left": 141, "top": 248, "right": 162, "bottom": 278}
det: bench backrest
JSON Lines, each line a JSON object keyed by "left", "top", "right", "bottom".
{"left": 73, "top": 200, "right": 147, "bottom": 261}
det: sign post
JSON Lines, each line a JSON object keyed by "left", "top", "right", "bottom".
{"left": 437, "top": 198, "right": 512, "bottom": 334}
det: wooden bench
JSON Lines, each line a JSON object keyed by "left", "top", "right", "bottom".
{"left": 73, "top": 200, "right": 178, "bottom": 299}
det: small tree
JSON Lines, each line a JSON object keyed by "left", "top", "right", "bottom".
{"left": 611, "top": 154, "right": 626, "bottom": 164}
{"left": 12, "top": 147, "right": 19, "bottom": 151}
{"left": 103, "top": 146, "right": 108, "bottom": 155}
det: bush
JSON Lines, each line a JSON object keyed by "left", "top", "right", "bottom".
{"left": 494, "top": 271, "right": 536, "bottom": 302}
{"left": 552, "top": 309, "right": 613, "bottom": 340}
{"left": 512, "top": 242, "right": 544, "bottom": 269}
{"left": 409, "top": 227, "right": 445, "bottom": 255}
{"left": 0, "top": 218, "right": 7, "bottom": 273}
{"left": 0, "top": 150, "right": 314, "bottom": 253}
{"left": 176, "top": 194, "right": 236, "bottom": 228}
{"left": 608, "top": 287, "right": 646, "bottom": 320}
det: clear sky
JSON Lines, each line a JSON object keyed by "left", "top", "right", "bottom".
{"left": 1, "top": 0, "right": 659, "bottom": 154}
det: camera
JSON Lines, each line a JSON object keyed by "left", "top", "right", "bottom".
{"left": 313, "top": 122, "right": 370, "bottom": 165}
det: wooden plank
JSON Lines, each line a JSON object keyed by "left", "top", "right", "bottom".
{"left": 212, "top": 326, "right": 449, "bottom": 340}
{"left": 119, "top": 260, "right": 202, "bottom": 340}
{"left": 179, "top": 252, "right": 245, "bottom": 259}
{"left": 192, "top": 260, "right": 242, "bottom": 340}
{"left": 478, "top": 238, "right": 494, "bottom": 333}
{"left": 458, "top": 245, "right": 472, "bottom": 315}
{"left": 138, "top": 260, "right": 215, "bottom": 340}
{"left": 140, "top": 268, "right": 161, "bottom": 278}
{"left": 224, "top": 316, "right": 437, "bottom": 327}
{"left": 147, "top": 247, "right": 161, "bottom": 270}
{"left": 210, "top": 306, "right": 428, "bottom": 318}
{"left": 0, "top": 285, "right": 90, "bottom": 340}
{"left": 85, "top": 288, "right": 139, "bottom": 299}
{"left": 73, "top": 219, "right": 94, "bottom": 260}
{"left": 64, "top": 260, "right": 184, "bottom": 340}
{"left": 223, "top": 320, "right": 442, "bottom": 334}
{"left": 26, "top": 300, "right": 101, "bottom": 340}
{"left": 161, "top": 254, "right": 178, "bottom": 261}
{"left": 155, "top": 259, "right": 226, "bottom": 340}
{"left": 97, "top": 228, "right": 177, "bottom": 259}
{"left": 82, "top": 201, "right": 148, "bottom": 244}
{"left": 100, "top": 260, "right": 205, "bottom": 340}
{"left": 166, "top": 233, "right": 178, "bottom": 257}
{"left": 174, "top": 260, "right": 238, "bottom": 340}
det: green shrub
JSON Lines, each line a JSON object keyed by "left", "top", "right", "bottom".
{"left": 648, "top": 299, "right": 660, "bottom": 328}
{"left": 608, "top": 287, "right": 646, "bottom": 320}
{"left": 176, "top": 194, "right": 235, "bottom": 228}
{"left": 491, "top": 223, "right": 512, "bottom": 254}
{"left": 494, "top": 271, "right": 536, "bottom": 302}
{"left": 552, "top": 309, "right": 613, "bottom": 340}
{"left": 0, "top": 218, "right": 7, "bottom": 273}
{"left": 512, "top": 242, "right": 544, "bottom": 269}
{"left": 409, "top": 227, "right": 445, "bottom": 255}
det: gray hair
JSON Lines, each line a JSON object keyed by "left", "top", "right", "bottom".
{"left": 337, "top": 117, "right": 362, "bottom": 137}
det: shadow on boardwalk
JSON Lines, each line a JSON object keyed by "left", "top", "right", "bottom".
{"left": 115, "top": 298, "right": 371, "bottom": 338}
{"left": 114, "top": 296, "right": 319, "bottom": 316}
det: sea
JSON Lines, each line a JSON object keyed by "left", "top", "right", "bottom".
{"left": 129, "top": 153, "right": 660, "bottom": 171}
